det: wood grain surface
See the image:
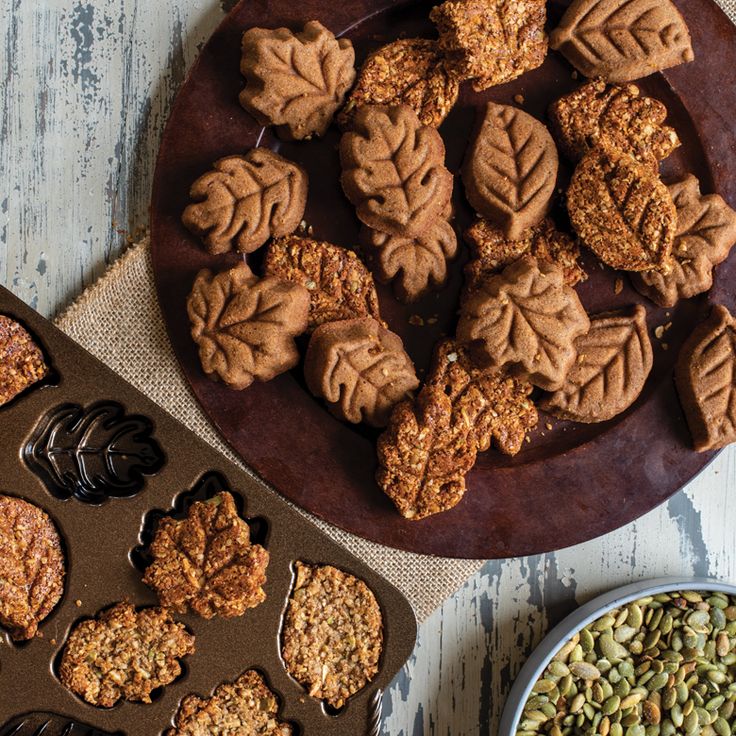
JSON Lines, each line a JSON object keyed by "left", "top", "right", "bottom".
{"left": 2, "top": 1, "right": 735, "bottom": 734}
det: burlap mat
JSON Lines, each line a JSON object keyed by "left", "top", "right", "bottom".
{"left": 55, "top": 239, "right": 483, "bottom": 624}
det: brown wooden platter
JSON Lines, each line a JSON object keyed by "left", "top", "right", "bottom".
{"left": 0, "top": 285, "right": 417, "bottom": 735}
{"left": 150, "top": 0, "right": 736, "bottom": 559}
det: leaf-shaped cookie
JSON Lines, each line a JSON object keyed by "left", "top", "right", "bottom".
{"left": 0, "top": 713, "right": 114, "bottom": 736}
{"left": 187, "top": 262, "right": 309, "bottom": 390}
{"left": 550, "top": 0, "right": 694, "bottom": 83}
{"left": 340, "top": 104, "right": 454, "bottom": 237}
{"left": 305, "top": 317, "right": 419, "bottom": 427}
{"left": 567, "top": 145, "right": 676, "bottom": 271}
{"left": 541, "top": 305, "right": 653, "bottom": 422}
{"left": 240, "top": 21, "right": 356, "bottom": 140}
{"left": 457, "top": 256, "right": 590, "bottom": 391}
{"left": 676, "top": 305, "right": 736, "bottom": 452}
{"left": 632, "top": 176, "right": 736, "bottom": 307}
{"left": 462, "top": 102, "right": 558, "bottom": 240}
{"left": 182, "top": 150, "right": 308, "bottom": 255}
{"left": 24, "top": 402, "right": 164, "bottom": 504}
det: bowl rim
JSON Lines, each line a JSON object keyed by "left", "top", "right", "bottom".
{"left": 499, "top": 576, "right": 736, "bottom": 735}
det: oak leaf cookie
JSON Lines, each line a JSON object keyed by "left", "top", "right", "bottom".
{"left": 340, "top": 104, "right": 453, "bottom": 237}
{"left": 567, "top": 146, "right": 676, "bottom": 272}
{"left": 462, "top": 102, "right": 558, "bottom": 240}
{"left": 550, "top": 0, "right": 694, "bottom": 83}
{"left": 549, "top": 79, "right": 680, "bottom": 168}
{"left": 168, "top": 670, "right": 292, "bottom": 736}
{"left": 143, "top": 492, "right": 269, "bottom": 619}
{"left": 59, "top": 602, "right": 195, "bottom": 707}
{"left": 464, "top": 217, "right": 586, "bottom": 289}
{"left": 632, "top": 176, "right": 736, "bottom": 308}
{"left": 240, "top": 21, "right": 355, "bottom": 140}
{"left": 0, "top": 495, "right": 65, "bottom": 641}
{"left": 304, "top": 316, "right": 419, "bottom": 427}
{"left": 541, "top": 305, "right": 653, "bottom": 423}
{"left": 181, "top": 149, "right": 308, "bottom": 255}
{"left": 338, "top": 38, "right": 459, "bottom": 130}
{"left": 0, "top": 315, "right": 49, "bottom": 407}
{"left": 457, "top": 256, "right": 590, "bottom": 391}
{"left": 281, "top": 562, "right": 383, "bottom": 709}
{"left": 263, "top": 235, "right": 383, "bottom": 331}
{"left": 187, "top": 262, "right": 309, "bottom": 390}
{"left": 430, "top": 0, "right": 547, "bottom": 91}
{"left": 675, "top": 305, "right": 736, "bottom": 452}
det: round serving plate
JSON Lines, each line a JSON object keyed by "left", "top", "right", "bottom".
{"left": 150, "top": 0, "right": 736, "bottom": 558}
{"left": 499, "top": 576, "right": 736, "bottom": 735}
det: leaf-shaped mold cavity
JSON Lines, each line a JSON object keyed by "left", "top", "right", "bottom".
{"left": 0, "top": 712, "right": 119, "bottom": 736}
{"left": 24, "top": 401, "right": 165, "bottom": 504}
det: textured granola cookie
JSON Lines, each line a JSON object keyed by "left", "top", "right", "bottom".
{"left": 541, "top": 305, "right": 653, "bottom": 423}
{"left": 340, "top": 104, "right": 453, "bottom": 237}
{"left": 431, "top": 0, "right": 547, "bottom": 91}
{"left": 240, "top": 21, "right": 355, "bottom": 140}
{"left": 188, "top": 262, "right": 309, "bottom": 390}
{"left": 281, "top": 562, "right": 383, "bottom": 709}
{"left": 549, "top": 79, "right": 680, "bottom": 168}
{"left": 632, "top": 176, "right": 736, "bottom": 308}
{"left": 0, "top": 495, "right": 65, "bottom": 641}
{"left": 263, "top": 235, "right": 383, "bottom": 332}
{"left": 464, "top": 217, "right": 586, "bottom": 289}
{"left": 338, "top": 38, "right": 459, "bottom": 129}
{"left": 457, "top": 256, "right": 590, "bottom": 391}
{"left": 143, "top": 492, "right": 269, "bottom": 619}
{"left": 550, "top": 0, "right": 694, "bottom": 83}
{"left": 59, "top": 602, "right": 195, "bottom": 707}
{"left": 0, "top": 315, "right": 49, "bottom": 407}
{"left": 463, "top": 102, "right": 558, "bottom": 240}
{"left": 675, "top": 305, "right": 736, "bottom": 452}
{"left": 168, "top": 670, "right": 292, "bottom": 736}
{"left": 304, "top": 316, "right": 419, "bottom": 427}
{"left": 181, "top": 150, "right": 308, "bottom": 255}
{"left": 567, "top": 146, "right": 676, "bottom": 272}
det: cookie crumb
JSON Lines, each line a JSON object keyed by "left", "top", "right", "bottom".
{"left": 409, "top": 314, "right": 424, "bottom": 326}
{"left": 614, "top": 278, "right": 624, "bottom": 295}
{"left": 514, "top": 93, "right": 525, "bottom": 105}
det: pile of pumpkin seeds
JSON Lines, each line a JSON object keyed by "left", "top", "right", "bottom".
{"left": 516, "top": 591, "right": 736, "bottom": 736}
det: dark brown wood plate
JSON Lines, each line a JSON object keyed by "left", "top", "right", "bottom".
{"left": 151, "top": 0, "right": 736, "bottom": 559}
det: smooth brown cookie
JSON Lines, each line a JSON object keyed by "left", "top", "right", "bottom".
{"left": 340, "top": 104, "right": 453, "bottom": 237}
{"left": 549, "top": 79, "right": 680, "bottom": 168}
{"left": 541, "top": 305, "right": 653, "bottom": 423}
{"left": 675, "top": 305, "right": 736, "bottom": 452}
{"left": 567, "top": 146, "right": 676, "bottom": 272}
{"left": 304, "top": 316, "right": 419, "bottom": 428}
{"left": 430, "top": 0, "right": 547, "bottom": 91}
{"left": 0, "top": 315, "right": 49, "bottom": 407}
{"left": 182, "top": 149, "right": 307, "bottom": 255}
{"left": 632, "top": 176, "right": 736, "bottom": 308}
{"left": 462, "top": 102, "right": 558, "bottom": 240}
{"left": 263, "top": 234, "right": 383, "bottom": 331}
{"left": 187, "top": 262, "right": 309, "bottom": 390}
{"left": 457, "top": 256, "right": 590, "bottom": 391}
{"left": 550, "top": 0, "right": 694, "bottom": 83}
{"left": 240, "top": 21, "right": 355, "bottom": 140}
{"left": 337, "top": 38, "right": 459, "bottom": 130}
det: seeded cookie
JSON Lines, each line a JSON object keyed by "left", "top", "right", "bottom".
{"left": 567, "top": 146, "right": 676, "bottom": 272}
{"left": 240, "top": 21, "right": 355, "bottom": 140}
{"left": 0, "top": 315, "right": 49, "bottom": 407}
{"left": 143, "top": 492, "right": 269, "bottom": 619}
{"left": 304, "top": 316, "right": 419, "bottom": 428}
{"left": 0, "top": 495, "right": 65, "bottom": 641}
{"left": 59, "top": 602, "right": 195, "bottom": 707}
{"left": 675, "top": 305, "right": 736, "bottom": 452}
{"left": 281, "top": 562, "right": 383, "bottom": 709}
{"left": 169, "top": 670, "right": 292, "bottom": 736}
{"left": 431, "top": 0, "right": 547, "bottom": 91}
{"left": 263, "top": 235, "right": 383, "bottom": 331}
{"left": 549, "top": 79, "right": 680, "bottom": 168}
{"left": 338, "top": 38, "right": 459, "bottom": 129}
{"left": 187, "top": 262, "right": 309, "bottom": 390}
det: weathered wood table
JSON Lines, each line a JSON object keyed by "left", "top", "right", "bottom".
{"left": 2, "top": 1, "right": 734, "bottom": 733}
